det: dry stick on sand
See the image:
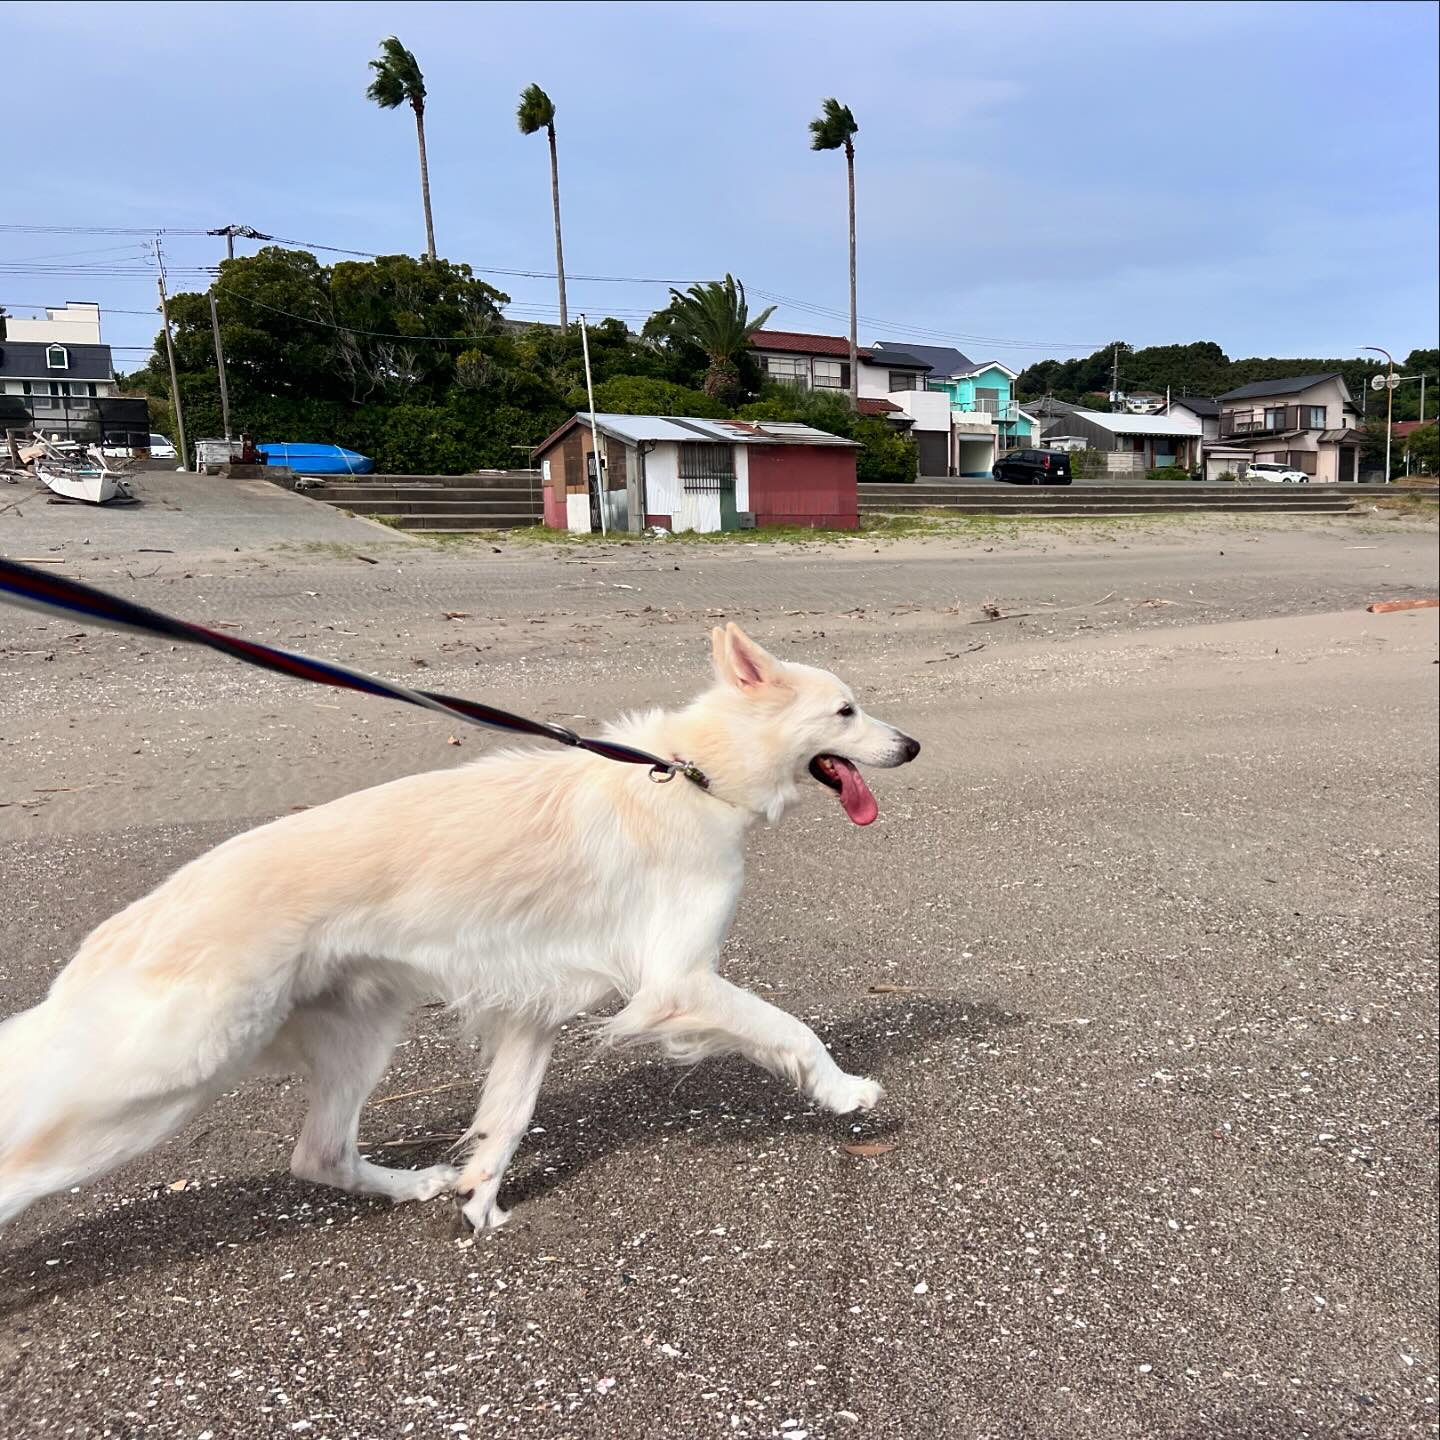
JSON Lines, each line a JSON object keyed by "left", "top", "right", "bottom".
{"left": 367, "top": 1078, "right": 474, "bottom": 1108}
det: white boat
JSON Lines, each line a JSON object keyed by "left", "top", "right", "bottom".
{"left": 35, "top": 463, "right": 131, "bottom": 505}
{"left": 30, "top": 441, "right": 135, "bottom": 506}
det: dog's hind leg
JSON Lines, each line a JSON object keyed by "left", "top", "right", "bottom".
{"left": 609, "top": 975, "right": 883, "bottom": 1115}
{"left": 455, "top": 1016, "right": 556, "bottom": 1231}
{"left": 284, "top": 985, "right": 457, "bottom": 1204}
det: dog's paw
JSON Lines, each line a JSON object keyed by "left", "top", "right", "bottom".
{"left": 403, "top": 1164, "right": 460, "bottom": 1203}
{"left": 457, "top": 1190, "right": 511, "bottom": 1232}
{"left": 815, "top": 1072, "right": 884, "bottom": 1115}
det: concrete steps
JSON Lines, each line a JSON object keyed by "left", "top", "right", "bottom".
{"left": 290, "top": 473, "right": 543, "bottom": 531}
{"left": 859, "top": 482, "right": 1367, "bottom": 517}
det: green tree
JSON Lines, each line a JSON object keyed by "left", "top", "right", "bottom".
{"left": 517, "top": 84, "right": 568, "bottom": 332}
{"left": 808, "top": 98, "right": 859, "bottom": 408}
{"left": 645, "top": 276, "right": 775, "bottom": 405}
{"left": 579, "top": 375, "right": 728, "bottom": 419}
{"left": 367, "top": 37, "right": 436, "bottom": 261}
{"left": 1403, "top": 421, "right": 1438, "bottom": 474}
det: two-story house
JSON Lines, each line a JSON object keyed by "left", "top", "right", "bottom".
{"left": 749, "top": 329, "right": 951, "bottom": 476}
{"left": 0, "top": 302, "right": 141, "bottom": 445}
{"left": 871, "top": 341, "right": 1038, "bottom": 476}
{"left": 1214, "top": 374, "right": 1364, "bottom": 483}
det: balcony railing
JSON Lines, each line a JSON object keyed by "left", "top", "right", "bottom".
{"left": 763, "top": 372, "right": 846, "bottom": 392}
{"left": 1221, "top": 404, "right": 1327, "bottom": 438}
{"left": 956, "top": 399, "right": 1019, "bottom": 422}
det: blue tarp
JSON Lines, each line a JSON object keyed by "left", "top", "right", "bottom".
{"left": 257, "top": 443, "right": 374, "bottom": 476}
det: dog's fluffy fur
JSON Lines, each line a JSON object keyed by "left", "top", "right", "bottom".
{"left": 0, "top": 625, "right": 918, "bottom": 1233}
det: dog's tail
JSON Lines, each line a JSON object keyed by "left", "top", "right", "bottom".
{"left": 0, "top": 999, "right": 70, "bottom": 1224}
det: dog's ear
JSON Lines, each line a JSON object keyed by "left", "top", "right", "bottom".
{"left": 716, "top": 622, "right": 783, "bottom": 693}
{"left": 710, "top": 626, "right": 730, "bottom": 682}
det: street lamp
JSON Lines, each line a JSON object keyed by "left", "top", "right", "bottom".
{"left": 1363, "top": 346, "right": 1395, "bottom": 484}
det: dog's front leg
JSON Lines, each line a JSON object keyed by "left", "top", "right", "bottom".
{"left": 455, "top": 1016, "right": 556, "bottom": 1230}
{"left": 614, "top": 975, "right": 882, "bottom": 1115}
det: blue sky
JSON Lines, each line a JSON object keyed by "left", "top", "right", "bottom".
{"left": 4, "top": 0, "right": 1436, "bottom": 373}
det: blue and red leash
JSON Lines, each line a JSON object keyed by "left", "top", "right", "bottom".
{"left": 0, "top": 556, "right": 708, "bottom": 789}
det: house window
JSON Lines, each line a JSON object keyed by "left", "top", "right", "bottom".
{"left": 1264, "top": 406, "right": 1287, "bottom": 430}
{"left": 1304, "top": 405, "right": 1325, "bottom": 429}
{"left": 812, "top": 359, "right": 846, "bottom": 390}
{"left": 975, "top": 386, "right": 1001, "bottom": 414}
{"left": 1288, "top": 450, "right": 1318, "bottom": 474}
{"left": 20, "top": 380, "right": 94, "bottom": 410}
{"left": 888, "top": 371, "right": 917, "bottom": 392}
{"left": 763, "top": 355, "right": 806, "bottom": 385}
{"left": 46, "top": 345, "right": 70, "bottom": 370}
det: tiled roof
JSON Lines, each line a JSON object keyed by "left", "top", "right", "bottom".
{"left": 750, "top": 329, "right": 867, "bottom": 359}
{"left": 870, "top": 341, "right": 975, "bottom": 375}
{"left": 1218, "top": 374, "right": 1341, "bottom": 401}
{"left": 857, "top": 398, "right": 901, "bottom": 415}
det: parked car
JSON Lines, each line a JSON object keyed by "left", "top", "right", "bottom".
{"left": 256, "top": 442, "right": 374, "bottom": 476}
{"left": 992, "top": 448, "right": 1073, "bottom": 485}
{"left": 1246, "top": 462, "right": 1310, "bottom": 484}
{"left": 149, "top": 434, "right": 177, "bottom": 460}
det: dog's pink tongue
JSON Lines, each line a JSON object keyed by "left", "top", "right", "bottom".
{"left": 832, "top": 758, "right": 878, "bottom": 826}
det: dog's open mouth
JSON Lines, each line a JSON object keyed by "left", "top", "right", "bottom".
{"left": 809, "top": 755, "right": 879, "bottom": 827}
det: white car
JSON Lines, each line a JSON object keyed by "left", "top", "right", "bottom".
{"left": 149, "top": 434, "right": 177, "bottom": 460}
{"left": 1247, "top": 462, "right": 1311, "bottom": 484}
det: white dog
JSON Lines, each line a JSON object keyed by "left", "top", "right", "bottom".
{"left": 0, "top": 624, "right": 919, "bottom": 1233}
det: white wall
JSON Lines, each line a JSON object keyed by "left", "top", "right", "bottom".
{"left": 891, "top": 388, "right": 951, "bottom": 433}
{"left": 4, "top": 303, "right": 103, "bottom": 345}
{"left": 856, "top": 361, "right": 891, "bottom": 400}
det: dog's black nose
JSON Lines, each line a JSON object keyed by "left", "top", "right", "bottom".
{"left": 901, "top": 734, "right": 921, "bottom": 763}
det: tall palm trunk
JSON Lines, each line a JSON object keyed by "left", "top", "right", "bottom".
{"left": 547, "top": 123, "right": 568, "bottom": 332}
{"left": 412, "top": 99, "right": 436, "bottom": 260}
{"left": 845, "top": 137, "right": 857, "bottom": 408}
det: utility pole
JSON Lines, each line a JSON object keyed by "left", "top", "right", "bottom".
{"left": 209, "top": 291, "right": 231, "bottom": 440}
{"left": 1111, "top": 345, "right": 1120, "bottom": 411}
{"left": 154, "top": 241, "right": 189, "bottom": 471}
{"left": 578, "top": 314, "right": 606, "bottom": 536}
{"left": 1363, "top": 346, "right": 1394, "bottom": 484}
{"left": 207, "top": 224, "right": 272, "bottom": 263}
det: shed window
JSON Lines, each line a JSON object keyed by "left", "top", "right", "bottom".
{"left": 678, "top": 442, "right": 735, "bottom": 493}
{"left": 46, "top": 345, "right": 69, "bottom": 370}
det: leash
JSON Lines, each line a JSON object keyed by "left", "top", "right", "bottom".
{"left": 0, "top": 557, "right": 710, "bottom": 790}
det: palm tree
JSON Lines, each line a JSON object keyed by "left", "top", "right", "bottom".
{"left": 808, "top": 98, "right": 859, "bottom": 408}
{"left": 653, "top": 276, "right": 775, "bottom": 405}
{"left": 367, "top": 37, "right": 436, "bottom": 261}
{"left": 517, "top": 84, "right": 569, "bottom": 333}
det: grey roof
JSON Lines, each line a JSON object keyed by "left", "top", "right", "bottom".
{"left": 0, "top": 340, "right": 115, "bottom": 382}
{"left": 1217, "top": 373, "right": 1341, "bottom": 401}
{"left": 1168, "top": 396, "right": 1220, "bottom": 417}
{"left": 1021, "top": 395, "right": 1083, "bottom": 416}
{"left": 867, "top": 350, "right": 932, "bottom": 371}
{"left": 1070, "top": 409, "right": 1202, "bottom": 437}
{"left": 870, "top": 341, "right": 975, "bottom": 376}
{"left": 570, "top": 413, "right": 858, "bottom": 448}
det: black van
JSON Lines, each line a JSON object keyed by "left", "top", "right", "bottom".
{"left": 992, "top": 448, "right": 1073, "bottom": 486}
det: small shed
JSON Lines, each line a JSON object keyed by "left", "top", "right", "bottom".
{"left": 1042, "top": 408, "right": 1203, "bottom": 474}
{"left": 533, "top": 413, "right": 860, "bottom": 535}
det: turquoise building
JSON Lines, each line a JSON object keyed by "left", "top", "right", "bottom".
{"left": 871, "top": 341, "right": 1037, "bottom": 477}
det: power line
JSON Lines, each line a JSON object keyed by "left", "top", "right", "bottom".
{"left": 3, "top": 219, "right": 1102, "bottom": 357}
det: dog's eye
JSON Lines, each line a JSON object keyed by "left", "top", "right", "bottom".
{"left": 837, "top": 704, "right": 855, "bottom": 718}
